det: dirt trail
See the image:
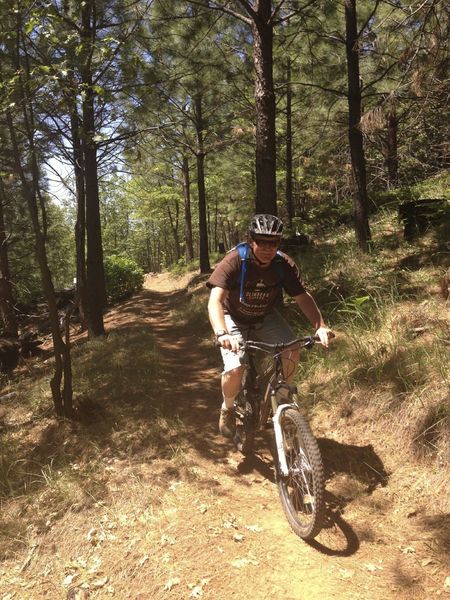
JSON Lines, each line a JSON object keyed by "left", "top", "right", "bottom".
{"left": 132, "top": 274, "right": 444, "bottom": 600}
{"left": 1, "top": 273, "right": 447, "bottom": 599}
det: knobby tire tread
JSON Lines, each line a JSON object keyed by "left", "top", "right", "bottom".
{"left": 276, "top": 408, "right": 325, "bottom": 540}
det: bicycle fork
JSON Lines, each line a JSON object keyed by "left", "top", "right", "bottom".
{"left": 273, "top": 404, "right": 292, "bottom": 477}
{"left": 271, "top": 383, "right": 297, "bottom": 477}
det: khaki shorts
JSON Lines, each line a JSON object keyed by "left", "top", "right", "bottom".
{"left": 220, "top": 310, "right": 297, "bottom": 374}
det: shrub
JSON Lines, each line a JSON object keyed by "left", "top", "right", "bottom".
{"left": 104, "top": 255, "right": 144, "bottom": 303}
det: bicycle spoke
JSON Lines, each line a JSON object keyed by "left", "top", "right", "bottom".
{"left": 277, "top": 408, "right": 325, "bottom": 539}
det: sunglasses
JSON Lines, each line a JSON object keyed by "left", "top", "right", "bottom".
{"left": 251, "top": 237, "right": 281, "bottom": 248}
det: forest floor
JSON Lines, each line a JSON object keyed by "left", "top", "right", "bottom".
{"left": 0, "top": 271, "right": 449, "bottom": 600}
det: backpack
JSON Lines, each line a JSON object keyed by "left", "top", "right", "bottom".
{"left": 235, "top": 242, "right": 285, "bottom": 304}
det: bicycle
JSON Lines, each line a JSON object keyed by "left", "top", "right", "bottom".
{"left": 233, "top": 336, "right": 326, "bottom": 540}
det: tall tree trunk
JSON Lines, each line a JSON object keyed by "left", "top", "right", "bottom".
{"left": 6, "top": 108, "right": 73, "bottom": 418}
{"left": 182, "top": 156, "right": 194, "bottom": 261}
{"left": 0, "top": 179, "right": 18, "bottom": 337}
{"left": 194, "top": 95, "right": 210, "bottom": 273}
{"left": 252, "top": 1, "right": 277, "bottom": 215}
{"left": 386, "top": 109, "right": 398, "bottom": 189}
{"left": 345, "top": 0, "right": 371, "bottom": 251}
{"left": 70, "top": 103, "right": 88, "bottom": 331}
{"left": 214, "top": 196, "right": 219, "bottom": 252}
{"left": 81, "top": 0, "right": 106, "bottom": 336}
{"left": 144, "top": 222, "right": 152, "bottom": 271}
{"left": 285, "top": 56, "right": 293, "bottom": 227}
{"left": 167, "top": 203, "right": 181, "bottom": 260}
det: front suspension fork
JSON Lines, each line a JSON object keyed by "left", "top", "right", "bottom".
{"left": 273, "top": 403, "right": 294, "bottom": 477}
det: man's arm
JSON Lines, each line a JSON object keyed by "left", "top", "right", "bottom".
{"left": 208, "top": 287, "right": 240, "bottom": 352}
{"left": 294, "top": 292, "right": 332, "bottom": 347}
{"left": 208, "top": 286, "right": 228, "bottom": 333}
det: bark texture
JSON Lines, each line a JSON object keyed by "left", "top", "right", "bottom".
{"left": 252, "top": 1, "right": 277, "bottom": 215}
{"left": 195, "top": 95, "right": 211, "bottom": 273}
{"left": 345, "top": 0, "right": 371, "bottom": 251}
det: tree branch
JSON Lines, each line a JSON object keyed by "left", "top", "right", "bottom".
{"left": 357, "top": 0, "right": 381, "bottom": 39}
{"left": 272, "top": 0, "right": 317, "bottom": 25}
{"left": 187, "top": 0, "right": 252, "bottom": 26}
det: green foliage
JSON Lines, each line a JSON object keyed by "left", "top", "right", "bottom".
{"left": 3, "top": 194, "right": 74, "bottom": 305}
{"left": 372, "top": 172, "right": 450, "bottom": 209}
{"left": 46, "top": 202, "right": 75, "bottom": 291}
{"left": 104, "top": 255, "right": 144, "bottom": 303}
{"left": 168, "top": 257, "right": 200, "bottom": 278}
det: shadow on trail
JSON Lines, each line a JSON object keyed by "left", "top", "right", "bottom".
{"left": 298, "top": 438, "right": 388, "bottom": 557}
{"left": 102, "top": 288, "right": 234, "bottom": 465}
{"left": 236, "top": 450, "right": 275, "bottom": 482}
{"left": 319, "top": 438, "right": 389, "bottom": 492}
{"left": 234, "top": 438, "right": 361, "bottom": 557}
{"left": 306, "top": 502, "right": 360, "bottom": 557}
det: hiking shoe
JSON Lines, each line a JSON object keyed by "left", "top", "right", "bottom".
{"left": 219, "top": 407, "right": 236, "bottom": 438}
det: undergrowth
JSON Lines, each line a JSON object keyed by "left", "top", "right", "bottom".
{"left": 0, "top": 205, "right": 448, "bottom": 568}
{"left": 291, "top": 210, "right": 449, "bottom": 477}
{"left": 0, "top": 326, "right": 189, "bottom": 559}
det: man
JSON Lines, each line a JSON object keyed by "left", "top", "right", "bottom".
{"left": 207, "top": 214, "right": 333, "bottom": 438}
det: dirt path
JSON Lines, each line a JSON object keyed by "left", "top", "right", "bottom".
{"left": 1, "top": 274, "right": 447, "bottom": 599}
{"left": 127, "top": 275, "right": 444, "bottom": 600}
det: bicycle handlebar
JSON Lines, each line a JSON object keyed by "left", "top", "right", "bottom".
{"left": 215, "top": 333, "right": 335, "bottom": 351}
{"left": 241, "top": 335, "right": 326, "bottom": 353}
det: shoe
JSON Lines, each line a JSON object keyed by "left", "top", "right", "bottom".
{"left": 219, "top": 407, "right": 236, "bottom": 438}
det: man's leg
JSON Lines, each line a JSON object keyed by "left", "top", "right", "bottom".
{"left": 221, "top": 366, "right": 245, "bottom": 409}
{"left": 218, "top": 315, "right": 247, "bottom": 437}
{"left": 219, "top": 366, "right": 244, "bottom": 437}
{"left": 254, "top": 310, "right": 299, "bottom": 383}
{"left": 281, "top": 347, "right": 300, "bottom": 383}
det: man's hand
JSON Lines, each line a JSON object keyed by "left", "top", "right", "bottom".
{"left": 315, "top": 326, "right": 334, "bottom": 348}
{"left": 218, "top": 334, "right": 241, "bottom": 353}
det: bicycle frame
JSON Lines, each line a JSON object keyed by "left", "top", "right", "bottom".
{"left": 233, "top": 335, "right": 327, "bottom": 540}
{"left": 242, "top": 338, "right": 316, "bottom": 474}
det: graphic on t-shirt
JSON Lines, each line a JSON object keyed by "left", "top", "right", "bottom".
{"left": 244, "top": 279, "right": 273, "bottom": 304}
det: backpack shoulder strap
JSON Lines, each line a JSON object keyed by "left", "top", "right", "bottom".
{"left": 235, "top": 242, "right": 250, "bottom": 303}
{"left": 235, "top": 245, "right": 285, "bottom": 303}
{"left": 274, "top": 250, "right": 285, "bottom": 279}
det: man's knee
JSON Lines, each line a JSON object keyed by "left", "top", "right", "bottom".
{"left": 222, "top": 365, "right": 245, "bottom": 383}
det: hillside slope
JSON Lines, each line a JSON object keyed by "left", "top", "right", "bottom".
{"left": 0, "top": 268, "right": 448, "bottom": 599}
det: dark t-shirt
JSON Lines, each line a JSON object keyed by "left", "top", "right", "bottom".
{"left": 206, "top": 247, "right": 306, "bottom": 324}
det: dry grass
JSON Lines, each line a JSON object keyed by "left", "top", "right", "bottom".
{"left": 1, "top": 211, "right": 449, "bottom": 599}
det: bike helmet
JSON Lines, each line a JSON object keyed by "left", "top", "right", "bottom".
{"left": 249, "top": 214, "right": 284, "bottom": 236}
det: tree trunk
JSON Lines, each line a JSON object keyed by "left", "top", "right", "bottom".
{"left": 167, "top": 202, "right": 181, "bottom": 260}
{"left": 386, "top": 109, "right": 398, "bottom": 189}
{"left": 144, "top": 221, "right": 152, "bottom": 271}
{"left": 252, "top": 1, "right": 277, "bottom": 215}
{"left": 214, "top": 196, "right": 219, "bottom": 252}
{"left": 6, "top": 109, "right": 73, "bottom": 418}
{"left": 345, "top": 0, "right": 371, "bottom": 251}
{"left": 182, "top": 156, "right": 194, "bottom": 261}
{"left": 70, "top": 103, "right": 88, "bottom": 331}
{"left": 194, "top": 95, "right": 210, "bottom": 273}
{"left": 0, "top": 179, "right": 18, "bottom": 337}
{"left": 285, "top": 57, "right": 293, "bottom": 227}
{"left": 81, "top": 0, "right": 106, "bottom": 336}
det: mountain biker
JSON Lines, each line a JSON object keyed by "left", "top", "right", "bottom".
{"left": 207, "top": 213, "right": 333, "bottom": 439}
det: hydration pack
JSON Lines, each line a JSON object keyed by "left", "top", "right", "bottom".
{"left": 235, "top": 242, "right": 285, "bottom": 305}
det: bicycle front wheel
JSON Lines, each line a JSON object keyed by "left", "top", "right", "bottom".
{"left": 276, "top": 408, "right": 325, "bottom": 540}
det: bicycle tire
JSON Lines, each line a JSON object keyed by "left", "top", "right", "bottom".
{"left": 233, "top": 391, "right": 256, "bottom": 455}
{"left": 234, "top": 424, "right": 255, "bottom": 455}
{"left": 276, "top": 407, "right": 325, "bottom": 540}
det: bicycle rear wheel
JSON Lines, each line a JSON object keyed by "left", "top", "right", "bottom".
{"left": 276, "top": 407, "right": 325, "bottom": 540}
{"left": 234, "top": 391, "right": 256, "bottom": 455}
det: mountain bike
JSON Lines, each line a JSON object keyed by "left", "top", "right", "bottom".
{"left": 233, "top": 336, "right": 326, "bottom": 540}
